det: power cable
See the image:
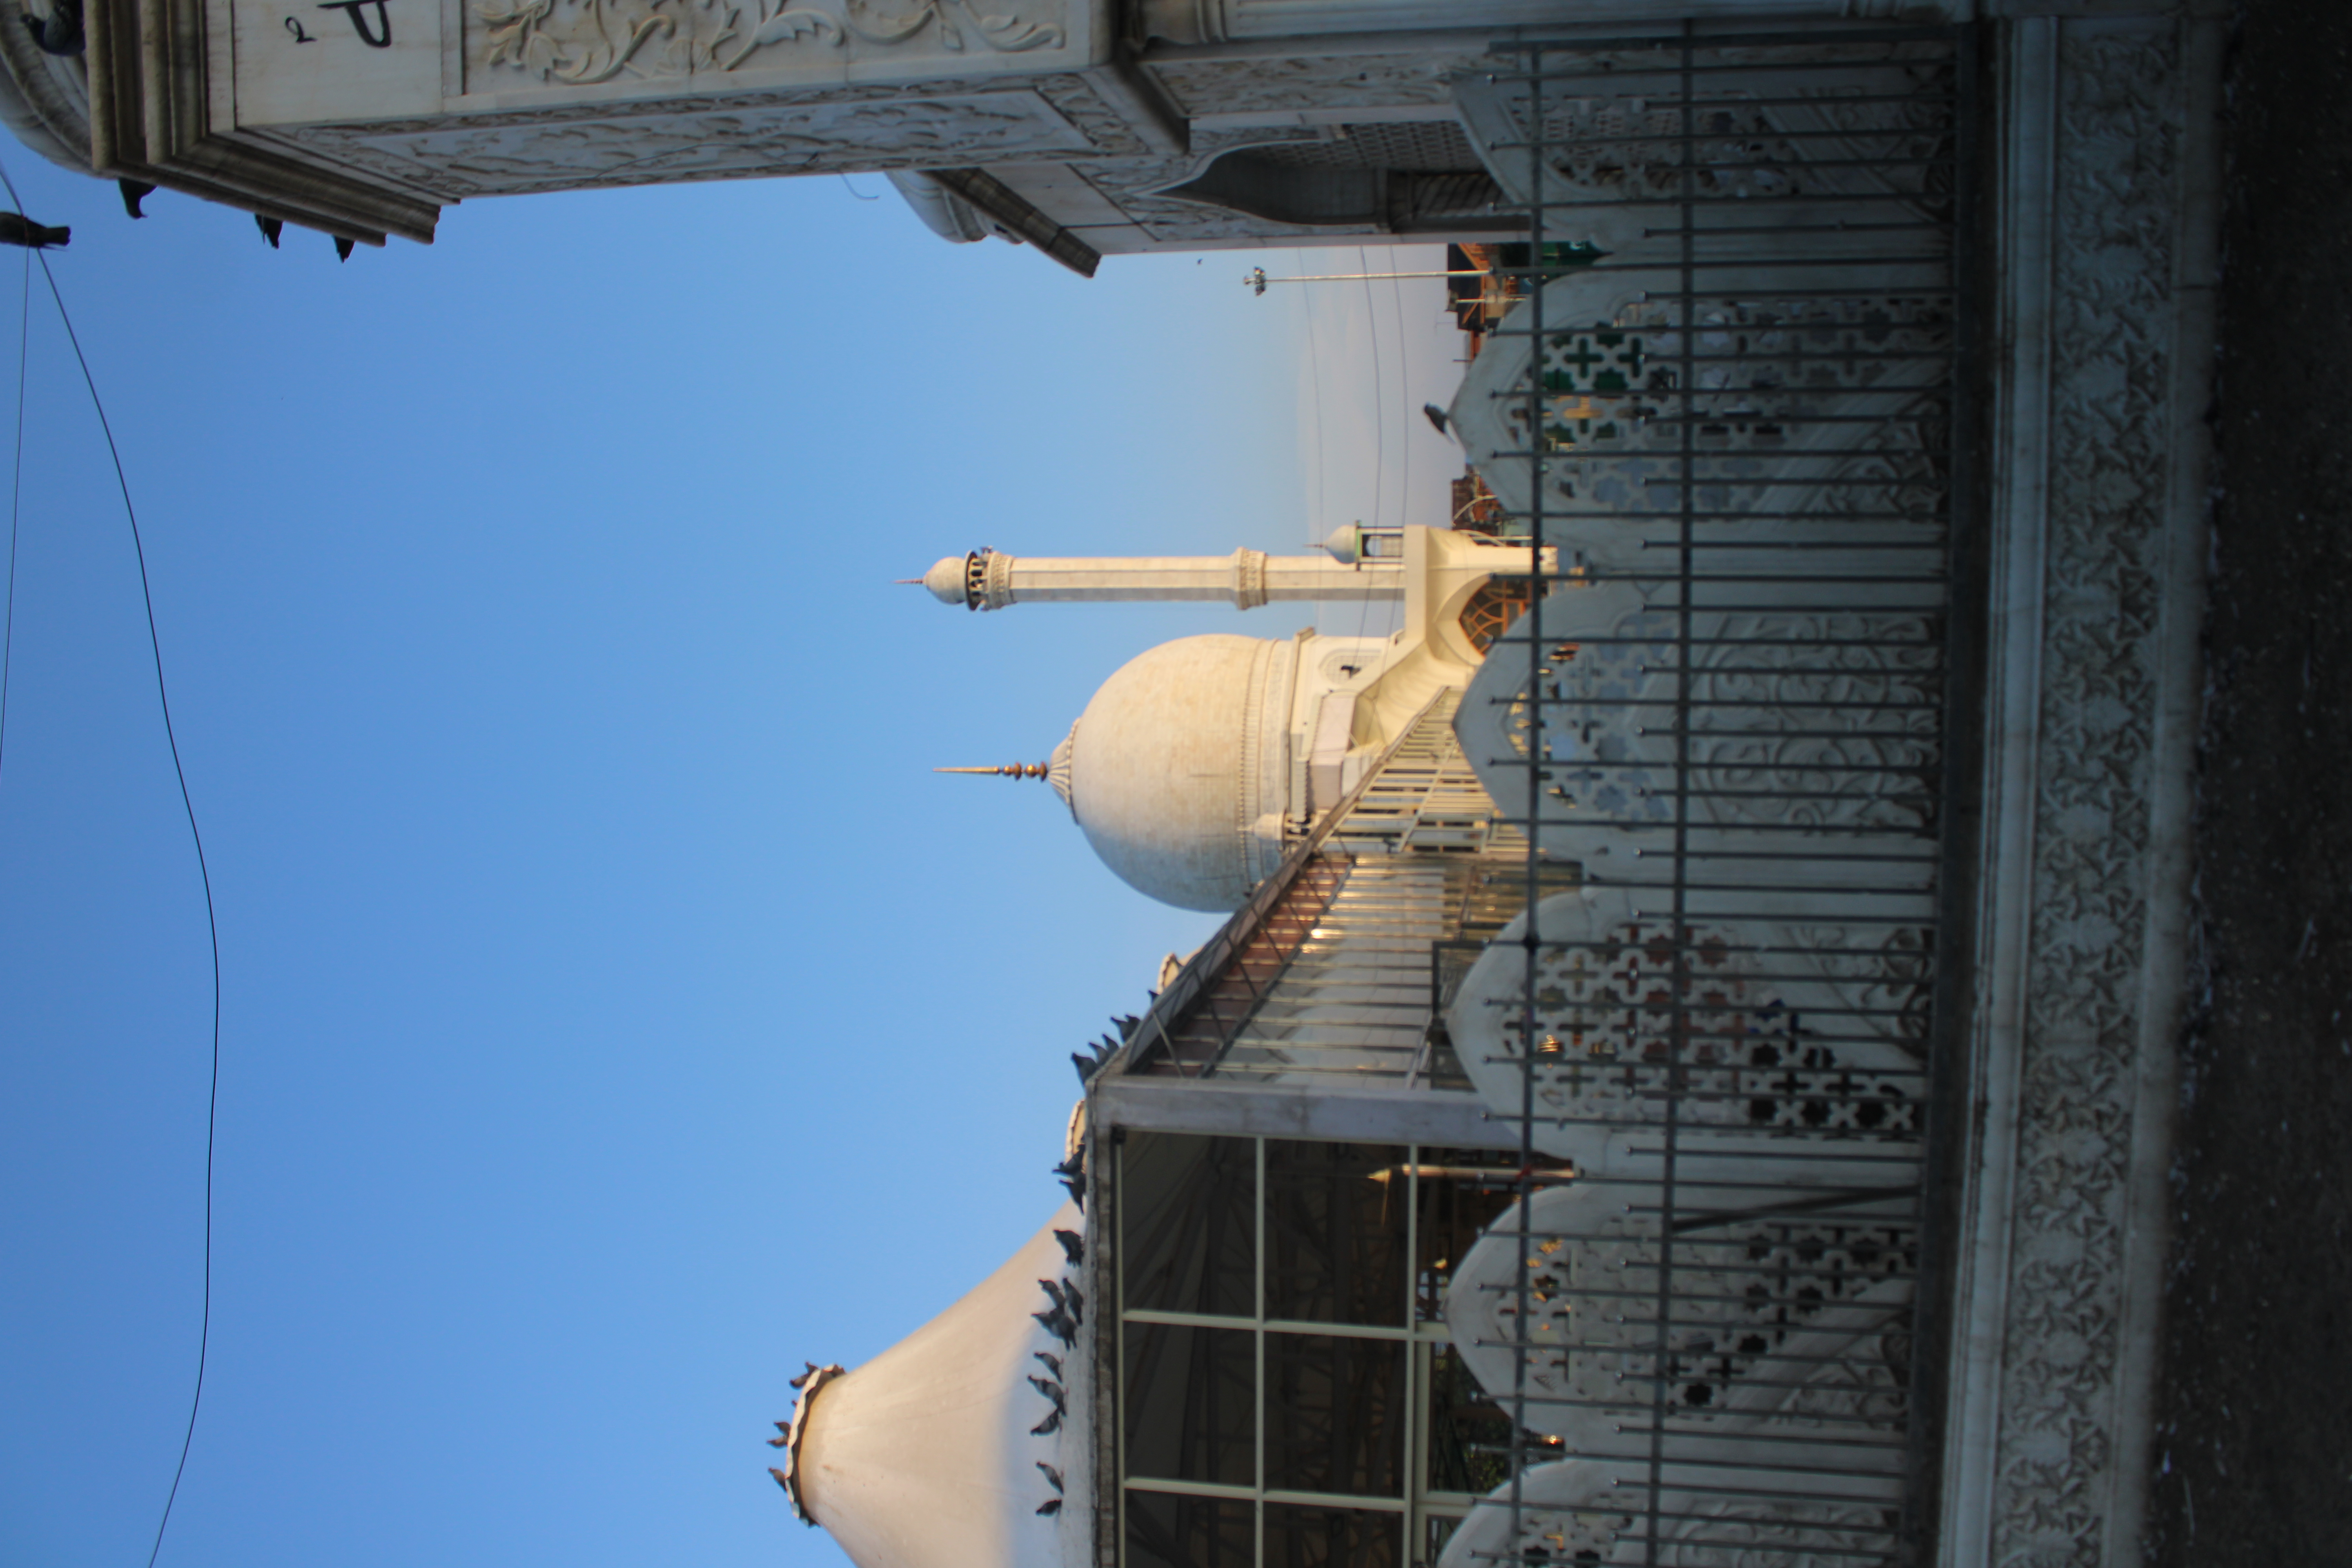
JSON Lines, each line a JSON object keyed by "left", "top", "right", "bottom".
{"left": 0, "top": 156, "right": 223, "bottom": 1568}
{"left": 0, "top": 246, "right": 25, "bottom": 777}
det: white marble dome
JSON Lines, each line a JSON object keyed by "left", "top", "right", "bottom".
{"left": 1063, "top": 634, "right": 1297, "bottom": 912}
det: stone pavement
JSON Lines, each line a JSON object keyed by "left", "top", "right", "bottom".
{"left": 2144, "top": 1, "right": 2352, "bottom": 1561}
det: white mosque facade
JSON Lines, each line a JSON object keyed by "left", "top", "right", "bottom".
{"left": 759, "top": 8, "right": 2226, "bottom": 1566}
{"left": 787, "top": 506, "right": 1947, "bottom": 1568}
{"left": 783, "top": 523, "right": 1566, "bottom": 1568}
{"left": 0, "top": 2, "right": 2224, "bottom": 1563}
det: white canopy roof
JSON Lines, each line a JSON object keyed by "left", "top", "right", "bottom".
{"left": 793, "top": 1203, "right": 1091, "bottom": 1568}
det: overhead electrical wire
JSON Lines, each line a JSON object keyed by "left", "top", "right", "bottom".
{"left": 1, "top": 247, "right": 25, "bottom": 776}
{"left": 0, "top": 155, "right": 223, "bottom": 1568}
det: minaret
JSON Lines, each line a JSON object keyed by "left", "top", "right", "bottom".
{"left": 915, "top": 526, "right": 1405, "bottom": 611}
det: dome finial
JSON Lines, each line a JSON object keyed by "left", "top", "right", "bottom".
{"left": 919, "top": 553, "right": 982, "bottom": 606}
{"left": 936, "top": 762, "right": 1050, "bottom": 780}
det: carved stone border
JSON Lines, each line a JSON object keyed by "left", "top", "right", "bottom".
{"left": 1937, "top": 12, "right": 2221, "bottom": 1567}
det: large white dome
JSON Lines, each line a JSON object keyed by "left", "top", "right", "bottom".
{"left": 1066, "top": 634, "right": 1297, "bottom": 911}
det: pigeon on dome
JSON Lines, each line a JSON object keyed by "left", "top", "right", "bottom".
{"left": 777, "top": 1203, "right": 1092, "bottom": 1568}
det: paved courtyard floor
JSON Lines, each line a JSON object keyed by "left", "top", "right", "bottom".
{"left": 2143, "top": 2, "right": 2352, "bottom": 1560}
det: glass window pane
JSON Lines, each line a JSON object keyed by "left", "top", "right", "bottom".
{"left": 1124, "top": 1323, "right": 1255, "bottom": 1487}
{"left": 1265, "top": 1140, "right": 1410, "bottom": 1327}
{"left": 1262, "top": 1503, "right": 1401, "bottom": 1568}
{"left": 1412, "top": 1150, "right": 1523, "bottom": 1324}
{"left": 1126, "top": 1490, "right": 1254, "bottom": 1568}
{"left": 1263, "top": 1332, "right": 1406, "bottom": 1497}
{"left": 1123, "top": 1133, "right": 1256, "bottom": 1319}
{"left": 1423, "top": 1343, "right": 1512, "bottom": 1499}
{"left": 1420, "top": 1513, "right": 1465, "bottom": 1568}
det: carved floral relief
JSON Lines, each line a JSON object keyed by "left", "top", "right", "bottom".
{"left": 1991, "top": 23, "right": 2183, "bottom": 1566}
{"left": 470, "top": 0, "right": 1064, "bottom": 86}
{"left": 288, "top": 91, "right": 1087, "bottom": 194}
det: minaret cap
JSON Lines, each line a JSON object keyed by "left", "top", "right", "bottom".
{"left": 921, "top": 555, "right": 970, "bottom": 605}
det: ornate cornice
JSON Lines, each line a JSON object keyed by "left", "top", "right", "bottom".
{"left": 767, "top": 1361, "right": 846, "bottom": 1525}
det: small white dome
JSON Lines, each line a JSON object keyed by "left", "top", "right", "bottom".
{"left": 1067, "top": 634, "right": 1296, "bottom": 911}
{"left": 922, "top": 555, "right": 969, "bottom": 605}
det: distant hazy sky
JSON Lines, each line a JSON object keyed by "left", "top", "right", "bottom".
{"left": 0, "top": 149, "right": 1462, "bottom": 1568}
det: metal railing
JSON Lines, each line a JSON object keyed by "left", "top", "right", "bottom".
{"left": 1444, "top": 21, "right": 1975, "bottom": 1568}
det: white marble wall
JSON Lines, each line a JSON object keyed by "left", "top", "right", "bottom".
{"left": 1939, "top": 11, "right": 2220, "bottom": 1566}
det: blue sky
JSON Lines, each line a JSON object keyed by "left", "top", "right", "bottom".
{"left": 0, "top": 152, "right": 1460, "bottom": 1567}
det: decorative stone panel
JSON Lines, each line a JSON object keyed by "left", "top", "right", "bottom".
{"left": 1937, "top": 13, "right": 2219, "bottom": 1568}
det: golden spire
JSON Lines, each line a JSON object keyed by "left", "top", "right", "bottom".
{"left": 935, "top": 762, "right": 1050, "bottom": 780}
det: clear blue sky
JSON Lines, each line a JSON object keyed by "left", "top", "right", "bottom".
{"left": 0, "top": 151, "right": 1460, "bottom": 1567}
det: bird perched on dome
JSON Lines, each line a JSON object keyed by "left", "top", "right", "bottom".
{"left": 1053, "top": 1152, "right": 1087, "bottom": 1210}
{"left": 1033, "top": 1304, "right": 1076, "bottom": 1345}
{"left": 1037, "top": 1278, "right": 1084, "bottom": 1325}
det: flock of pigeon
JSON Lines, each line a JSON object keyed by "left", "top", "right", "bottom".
{"left": 1072, "top": 1012, "right": 1142, "bottom": 1090}
{"left": 1035, "top": 1007, "right": 1151, "bottom": 1520}
{"left": 2, "top": 0, "right": 362, "bottom": 265}
{"left": 1029, "top": 1182, "right": 1086, "bottom": 1515}
{"left": 762, "top": 1362, "right": 833, "bottom": 1507}
{"left": 762, "top": 1009, "right": 1143, "bottom": 1525}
